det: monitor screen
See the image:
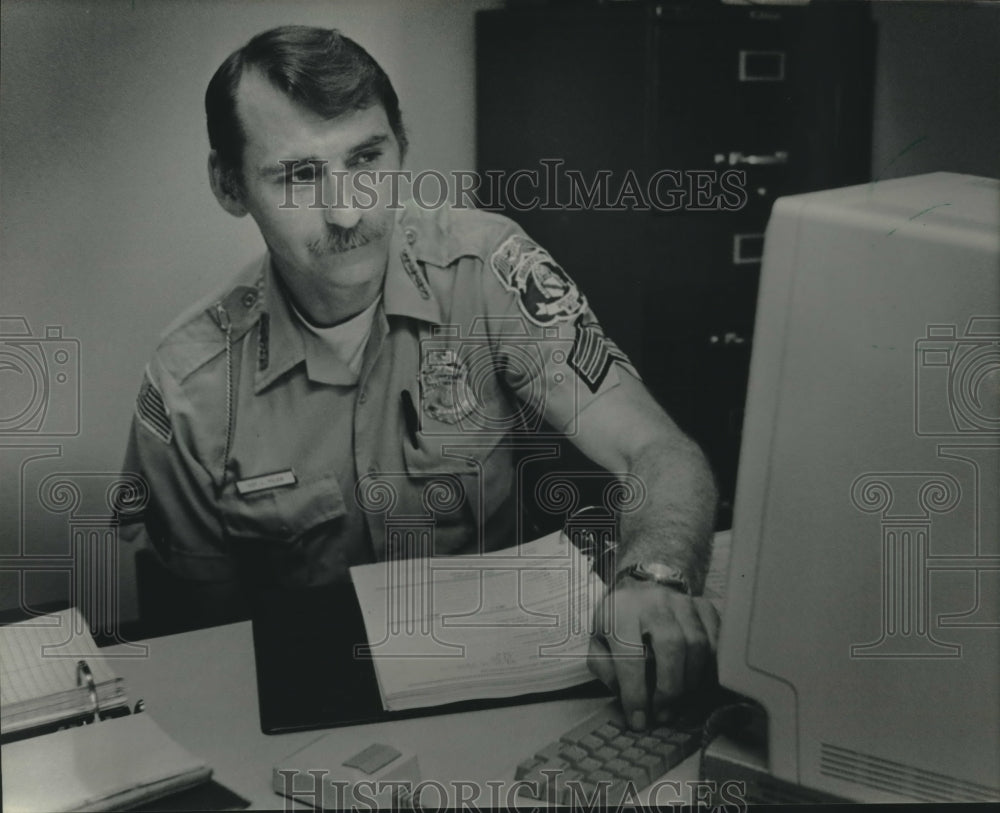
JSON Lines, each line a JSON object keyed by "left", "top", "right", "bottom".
{"left": 718, "top": 172, "right": 999, "bottom": 802}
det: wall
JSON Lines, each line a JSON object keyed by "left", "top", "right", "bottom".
{"left": 871, "top": 1, "right": 1000, "bottom": 180}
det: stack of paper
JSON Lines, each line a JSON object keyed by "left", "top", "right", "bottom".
{"left": 1, "top": 608, "right": 128, "bottom": 736}
{"left": 350, "top": 532, "right": 607, "bottom": 711}
{"left": 2, "top": 712, "right": 212, "bottom": 812}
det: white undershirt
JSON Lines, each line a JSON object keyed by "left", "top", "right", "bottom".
{"left": 291, "top": 295, "right": 381, "bottom": 377}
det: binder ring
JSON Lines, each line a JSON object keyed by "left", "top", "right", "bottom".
{"left": 76, "top": 659, "right": 100, "bottom": 722}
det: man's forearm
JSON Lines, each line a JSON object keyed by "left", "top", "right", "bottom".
{"left": 615, "top": 435, "right": 718, "bottom": 594}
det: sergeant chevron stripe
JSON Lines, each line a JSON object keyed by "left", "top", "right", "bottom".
{"left": 136, "top": 370, "right": 172, "bottom": 443}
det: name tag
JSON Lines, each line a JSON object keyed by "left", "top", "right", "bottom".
{"left": 235, "top": 469, "right": 297, "bottom": 496}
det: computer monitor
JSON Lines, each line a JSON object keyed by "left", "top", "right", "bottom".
{"left": 718, "top": 172, "right": 999, "bottom": 802}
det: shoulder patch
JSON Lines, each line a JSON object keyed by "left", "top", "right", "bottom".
{"left": 570, "top": 317, "right": 641, "bottom": 394}
{"left": 490, "top": 234, "right": 587, "bottom": 326}
{"left": 136, "top": 369, "right": 172, "bottom": 443}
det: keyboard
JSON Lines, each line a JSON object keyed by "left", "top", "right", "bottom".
{"left": 514, "top": 700, "right": 704, "bottom": 806}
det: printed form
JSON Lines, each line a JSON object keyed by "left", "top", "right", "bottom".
{"left": 350, "top": 532, "right": 610, "bottom": 710}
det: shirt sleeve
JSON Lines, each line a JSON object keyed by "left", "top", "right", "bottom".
{"left": 480, "top": 228, "right": 642, "bottom": 437}
{"left": 120, "top": 358, "right": 237, "bottom": 583}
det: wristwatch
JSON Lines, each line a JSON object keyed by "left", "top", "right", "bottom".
{"left": 615, "top": 562, "right": 691, "bottom": 595}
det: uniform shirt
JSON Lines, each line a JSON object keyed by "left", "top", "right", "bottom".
{"left": 122, "top": 201, "right": 640, "bottom": 588}
{"left": 290, "top": 292, "right": 380, "bottom": 378}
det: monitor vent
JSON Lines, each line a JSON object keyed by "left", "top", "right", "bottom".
{"left": 820, "top": 743, "right": 999, "bottom": 802}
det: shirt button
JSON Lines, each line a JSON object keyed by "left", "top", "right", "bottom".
{"left": 242, "top": 291, "right": 257, "bottom": 308}
{"left": 359, "top": 389, "right": 367, "bottom": 403}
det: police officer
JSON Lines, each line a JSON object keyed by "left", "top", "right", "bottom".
{"left": 122, "top": 26, "right": 720, "bottom": 731}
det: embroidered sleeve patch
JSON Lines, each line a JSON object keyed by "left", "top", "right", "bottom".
{"left": 569, "top": 317, "right": 641, "bottom": 393}
{"left": 136, "top": 370, "right": 172, "bottom": 443}
{"left": 490, "top": 234, "right": 587, "bottom": 326}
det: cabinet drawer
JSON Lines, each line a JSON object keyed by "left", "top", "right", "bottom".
{"left": 655, "top": 116, "right": 807, "bottom": 210}
{"left": 658, "top": 20, "right": 806, "bottom": 121}
{"left": 647, "top": 216, "right": 770, "bottom": 291}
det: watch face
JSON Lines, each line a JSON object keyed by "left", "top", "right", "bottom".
{"left": 632, "top": 563, "right": 690, "bottom": 593}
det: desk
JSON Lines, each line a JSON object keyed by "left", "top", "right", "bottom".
{"left": 106, "top": 533, "right": 730, "bottom": 809}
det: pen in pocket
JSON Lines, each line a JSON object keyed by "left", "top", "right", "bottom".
{"left": 400, "top": 390, "right": 419, "bottom": 449}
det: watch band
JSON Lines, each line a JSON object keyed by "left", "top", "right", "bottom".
{"left": 616, "top": 562, "right": 692, "bottom": 595}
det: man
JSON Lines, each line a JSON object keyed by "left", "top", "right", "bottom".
{"left": 122, "top": 26, "right": 719, "bottom": 731}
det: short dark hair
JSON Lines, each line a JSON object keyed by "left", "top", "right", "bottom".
{"left": 205, "top": 26, "right": 408, "bottom": 183}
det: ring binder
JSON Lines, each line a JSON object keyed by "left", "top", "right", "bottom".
{"left": 1, "top": 610, "right": 133, "bottom": 744}
{"left": 75, "top": 659, "right": 100, "bottom": 723}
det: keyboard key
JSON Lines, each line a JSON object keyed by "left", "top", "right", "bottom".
{"left": 594, "top": 722, "right": 622, "bottom": 740}
{"left": 620, "top": 746, "right": 646, "bottom": 764}
{"left": 520, "top": 769, "right": 547, "bottom": 795}
{"left": 533, "top": 742, "right": 565, "bottom": 762}
{"left": 560, "top": 716, "right": 609, "bottom": 744}
{"left": 652, "top": 727, "right": 695, "bottom": 748}
{"left": 603, "top": 758, "right": 632, "bottom": 778}
{"left": 559, "top": 744, "right": 589, "bottom": 765}
{"left": 560, "top": 768, "right": 584, "bottom": 785}
{"left": 636, "top": 751, "right": 668, "bottom": 778}
{"left": 610, "top": 733, "right": 635, "bottom": 750}
{"left": 515, "top": 757, "right": 541, "bottom": 781}
{"left": 548, "top": 769, "right": 583, "bottom": 803}
{"left": 530, "top": 756, "right": 570, "bottom": 778}
{"left": 617, "top": 764, "right": 652, "bottom": 788}
{"left": 653, "top": 728, "right": 699, "bottom": 757}
{"left": 637, "top": 735, "right": 663, "bottom": 751}
{"left": 513, "top": 700, "right": 710, "bottom": 805}
{"left": 652, "top": 740, "right": 684, "bottom": 765}
{"left": 589, "top": 769, "right": 617, "bottom": 785}
{"left": 561, "top": 780, "right": 599, "bottom": 806}
{"left": 588, "top": 774, "right": 630, "bottom": 806}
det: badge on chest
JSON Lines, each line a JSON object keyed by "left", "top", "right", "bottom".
{"left": 419, "top": 348, "right": 476, "bottom": 425}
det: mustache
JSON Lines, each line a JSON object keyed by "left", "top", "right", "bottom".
{"left": 307, "top": 219, "right": 389, "bottom": 255}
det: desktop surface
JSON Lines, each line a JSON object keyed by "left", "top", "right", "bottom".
{"left": 103, "top": 533, "right": 730, "bottom": 809}
{"left": 107, "top": 623, "right": 703, "bottom": 809}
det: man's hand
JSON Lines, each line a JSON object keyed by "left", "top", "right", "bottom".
{"left": 588, "top": 580, "right": 720, "bottom": 730}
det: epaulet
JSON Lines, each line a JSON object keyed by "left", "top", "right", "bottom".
{"left": 154, "top": 258, "right": 264, "bottom": 383}
{"left": 402, "top": 203, "right": 522, "bottom": 268}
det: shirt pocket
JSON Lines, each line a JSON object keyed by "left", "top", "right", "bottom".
{"left": 219, "top": 471, "right": 347, "bottom": 546}
{"left": 401, "top": 430, "right": 513, "bottom": 531}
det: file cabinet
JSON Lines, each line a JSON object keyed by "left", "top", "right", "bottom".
{"left": 477, "top": 1, "right": 875, "bottom": 525}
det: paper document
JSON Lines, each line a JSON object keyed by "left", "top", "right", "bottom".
{"left": 350, "top": 532, "right": 607, "bottom": 711}
{"left": 1, "top": 712, "right": 212, "bottom": 812}
{"left": 1, "top": 608, "right": 127, "bottom": 735}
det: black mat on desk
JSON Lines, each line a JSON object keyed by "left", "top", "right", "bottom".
{"left": 250, "top": 581, "right": 607, "bottom": 734}
{"left": 132, "top": 779, "right": 250, "bottom": 811}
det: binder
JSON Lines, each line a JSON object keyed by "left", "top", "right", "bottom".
{"left": 0, "top": 608, "right": 248, "bottom": 812}
{"left": 1, "top": 609, "right": 131, "bottom": 742}
{"left": 2, "top": 712, "right": 213, "bottom": 813}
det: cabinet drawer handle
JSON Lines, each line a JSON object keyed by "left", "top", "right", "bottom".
{"left": 733, "top": 233, "right": 765, "bottom": 265}
{"left": 717, "top": 150, "right": 789, "bottom": 167}
{"left": 709, "top": 332, "right": 748, "bottom": 346}
{"left": 738, "top": 50, "right": 786, "bottom": 82}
